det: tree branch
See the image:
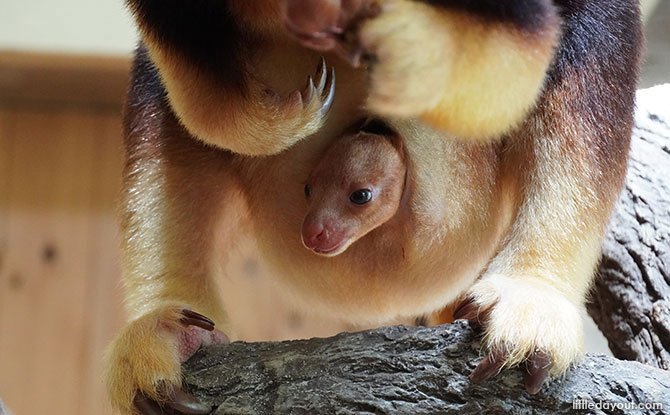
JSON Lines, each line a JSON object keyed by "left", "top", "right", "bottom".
{"left": 183, "top": 322, "right": 670, "bottom": 414}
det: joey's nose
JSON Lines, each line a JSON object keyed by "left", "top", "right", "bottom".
{"left": 302, "top": 222, "right": 330, "bottom": 249}
{"left": 302, "top": 217, "right": 348, "bottom": 255}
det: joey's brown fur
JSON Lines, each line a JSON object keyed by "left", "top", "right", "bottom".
{"left": 105, "top": 1, "right": 643, "bottom": 413}
{"left": 302, "top": 129, "right": 406, "bottom": 256}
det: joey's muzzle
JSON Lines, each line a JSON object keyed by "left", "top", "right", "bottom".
{"left": 301, "top": 217, "right": 348, "bottom": 255}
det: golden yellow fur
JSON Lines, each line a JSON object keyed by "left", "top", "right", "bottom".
{"left": 104, "top": 121, "right": 239, "bottom": 413}
{"left": 359, "top": 1, "right": 560, "bottom": 139}
{"left": 105, "top": 304, "right": 187, "bottom": 415}
{"left": 105, "top": 0, "right": 640, "bottom": 412}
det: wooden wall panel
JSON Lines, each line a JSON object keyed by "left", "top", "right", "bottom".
{"left": 0, "top": 108, "right": 125, "bottom": 415}
{"left": 0, "top": 110, "right": 14, "bottom": 414}
{"left": 79, "top": 115, "right": 125, "bottom": 415}
{"left": 0, "top": 51, "right": 130, "bottom": 109}
{"left": 0, "top": 110, "right": 13, "bottom": 342}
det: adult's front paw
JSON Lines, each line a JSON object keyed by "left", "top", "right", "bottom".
{"left": 356, "top": 0, "right": 451, "bottom": 118}
{"left": 454, "top": 275, "right": 585, "bottom": 394}
{"left": 104, "top": 305, "right": 229, "bottom": 414}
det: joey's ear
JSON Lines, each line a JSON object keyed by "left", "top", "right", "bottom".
{"left": 359, "top": 117, "right": 404, "bottom": 156}
{"left": 360, "top": 118, "right": 395, "bottom": 136}
{"left": 386, "top": 133, "right": 404, "bottom": 155}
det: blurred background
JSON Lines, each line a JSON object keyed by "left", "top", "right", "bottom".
{"left": 0, "top": 1, "right": 668, "bottom": 414}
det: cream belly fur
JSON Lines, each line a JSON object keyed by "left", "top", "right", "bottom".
{"left": 235, "top": 116, "right": 513, "bottom": 323}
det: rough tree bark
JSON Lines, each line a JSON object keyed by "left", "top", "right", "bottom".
{"left": 183, "top": 85, "right": 670, "bottom": 414}
{"left": 587, "top": 85, "right": 670, "bottom": 370}
{"left": 183, "top": 322, "right": 670, "bottom": 415}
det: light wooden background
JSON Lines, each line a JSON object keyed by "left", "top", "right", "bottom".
{"left": 0, "top": 106, "right": 126, "bottom": 415}
{"left": 0, "top": 53, "right": 350, "bottom": 415}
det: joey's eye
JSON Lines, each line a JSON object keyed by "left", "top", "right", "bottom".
{"left": 304, "top": 184, "right": 311, "bottom": 198}
{"left": 349, "top": 189, "right": 372, "bottom": 205}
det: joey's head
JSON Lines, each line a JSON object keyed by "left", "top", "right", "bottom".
{"left": 302, "top": 130, "right": 406, "bottom": 257}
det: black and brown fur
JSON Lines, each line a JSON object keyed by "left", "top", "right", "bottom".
{"left": 105, "top": 1, "right": 642, "bottom": 413}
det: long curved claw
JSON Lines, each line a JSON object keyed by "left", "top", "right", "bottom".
{"left": 314, "top": 56, "right": 328, "bottom": 92}
{"left": 300, "top": 57, "right": 336, "bottom": 118}
{"left": 453, "top": 296, "right": 493, "bottom": 328}
{"left": 134, "top": 387, "right": 211, "bottom": 415}
{"left": 319, "top": 67, "right": 336, "bottom": 118}
{"left": 470, "top": 347, "right": 507, "bottom": 384}
{"left": 179, "top": 309, "right": 215, "bottom": 332}
{"left": 301, "top": 77, "right": 316, "bottom": 104}
{"left": 524, "top": 350, "right": 551, "bottom": 395}
{"left": 134, "top": 393, "right": 168, "bottom": 415}
{"left": 166, "top": 388, "right": 211, "bottom": 414}
{"left": 453, "top": 296, "right": 476, "bottom": 321}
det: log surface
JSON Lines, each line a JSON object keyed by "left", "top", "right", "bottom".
{"left": 183, "top": 322, "right": 670, "bottom": 415}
